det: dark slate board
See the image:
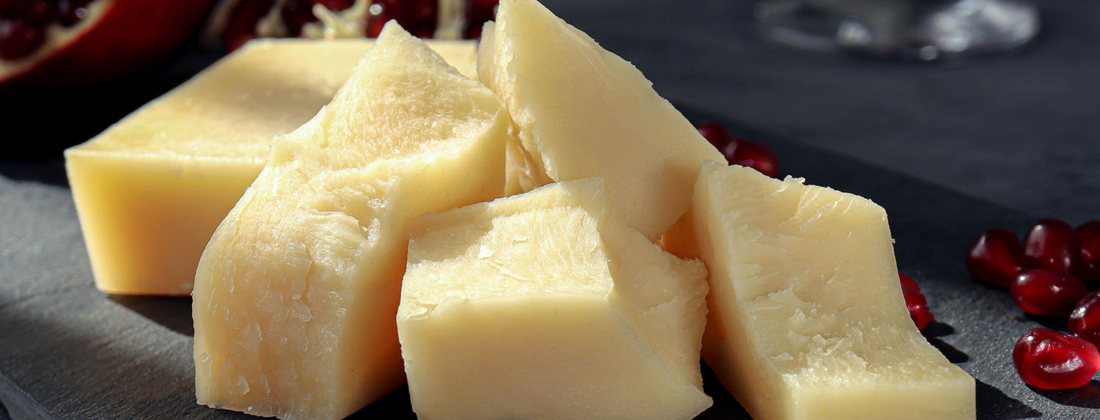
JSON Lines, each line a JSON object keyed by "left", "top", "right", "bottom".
{"left": 0, "top": 106, "right": 1094, "bottom": 419}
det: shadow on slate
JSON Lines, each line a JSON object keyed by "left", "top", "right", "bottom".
{"left": 6, "top": 105, "right": 1090, "bottom": 418}
{"left": 0, "top": 158, "right": 68, "bottom": 189}
{"left": 108, "top": 295, "right": 195, "bottom": 337}
{"left": 976, "top": 380, "right": 1042, "bottom": 420}
{"left": 1031, "top": 382, "right": 1100, "bottom": 409}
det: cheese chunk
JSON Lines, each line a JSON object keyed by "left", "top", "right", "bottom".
{"left": 398, "top": 178, "right": 712, "bottom": 420}
{"left": 666, "top": 162, "right": 975, "bottom": 420}
{"left": 192, "top": 24, "right": 507, "bottom": 420}
{"left": 478, "top": 0, "right": 726, "bottom": 239}
{"left": 64, "top": 38, "right": 478, "bottom": 295}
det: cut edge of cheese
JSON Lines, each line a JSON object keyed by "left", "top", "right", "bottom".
{"left": 398, "top": 178, "right": 713, "bottom": 420}
{"left": 666, "top": 162, "right": 975, "bottom": 420}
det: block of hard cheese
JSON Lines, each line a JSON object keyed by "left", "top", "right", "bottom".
{"left": 665, "top": 162, "right": 975, "bottom": 420}
{"left": 398, "top": 178, "right": 712, "bottom": 420}
{"left": 478, "top": 0, "right": 726, "bottom": 239}
{"left": 64, "top": 38, "right": 478, "bottom": 295}
{"left": 192, "top": 23, "right": 507, "bottom": 420}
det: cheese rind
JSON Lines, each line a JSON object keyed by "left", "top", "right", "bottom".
{"left": 65, "top": 38, "right": 479, "bottom": 295}
{"left": 192, "top": 24, "right": 507, "bottom": 420}
{"left": 665, "top": 162, "right": 975, "bottom": 420}
{"left": 479, "top": 0, "right": 726, "bottom": 239}
{"left": 398, "top": 179, "right": 712, "bottom": 420}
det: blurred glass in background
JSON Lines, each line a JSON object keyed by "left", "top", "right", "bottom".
{"left": 756, "top": 0, "right": 1040, "bottom": 60}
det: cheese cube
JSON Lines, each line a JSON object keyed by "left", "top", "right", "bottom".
{"left": 665, "top": 162, "right": 976, "bottom": 420}
{"left": 65, "top": 38, "right": 478, "bottom": 295}
{"left": 398, "top": 178, "right": 712, "bottom": 420}
{"left": 478, "top": 0, "right": 726, "bottom": 239}
{"left": 192, "top": 24, "right": 507, "bottom": 420}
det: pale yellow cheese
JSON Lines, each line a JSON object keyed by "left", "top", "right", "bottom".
{"left": 192, "top": 24, "right": 507, "bottom": 420}
{"left": 666, "top": 162, "right": 975, "bottom": 420}
{"left": 398, "top": 178, "right": 712, "bottom": 420}
{"left": 478, "top": 0, "right": 727, "bottom": 239}
{"left": 65, "top": 38, "right": 478, "bottom": 295}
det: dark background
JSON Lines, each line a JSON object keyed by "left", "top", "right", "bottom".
{"left": 1, "top": 0, "right": 1098, "bottom": 418}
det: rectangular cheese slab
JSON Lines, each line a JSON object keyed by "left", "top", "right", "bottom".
{"left": 665, "top": 162, "right": 976, "bottom": 420}
{"left": 64, "top": 38, "right": 478, "bottom": 295}
{"left": 398, "top": 178, "right": 712, "bottom": 420}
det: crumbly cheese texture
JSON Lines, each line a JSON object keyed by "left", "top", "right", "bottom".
{"left": 192, "top": 24, "right": 507, "bottom": 420}
{"left": 478, "top": 0, "right": 726, "bottom": 239}
{"left": 64, "top": 38, "right": 478, "bottom": 295}
{"left": 665, "top": 162, "right": 975, "bottom": 420}
{"left": 398, "top": 178, "right": 712, "bottom": 420}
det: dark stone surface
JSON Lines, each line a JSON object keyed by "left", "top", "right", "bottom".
{"left": 2, "top": 0, "right": 1099, "bottom": 418}
{"left": 543, "top": 0, "right": 1100, "bottom": 226}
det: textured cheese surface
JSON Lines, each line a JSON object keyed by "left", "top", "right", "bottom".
{"left": 65, "top": 38, "right": 478, "bottom": 295}
{"left": 192, "top": 24, "right": 507, "bottom": 420}
{"left": 398, "top": 179, "right": 712, "bottom": 420}
{"left": 667, "top": 162, "right": 975, "bottom": 420}
{"left": 478, "top": 0, "right": 726, "bottom": 239}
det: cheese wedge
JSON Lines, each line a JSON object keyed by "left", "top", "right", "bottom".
{"left": 398, "top": 178, "right": 712, "bottom": 420}
{"left": 65, "top": 38, "right": 478, "bottom": 295}
{"left": 192, "top": 24, "right": 507, "bottom": 420}
{"left": 665, "top": 162, "right": 975, "bottom": 420}
{"left": 478, "top": 0, "right": 726, "bottom": 239}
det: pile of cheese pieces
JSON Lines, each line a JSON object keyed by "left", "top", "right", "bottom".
{"left": 64, "top": 0, "right": 976, "bottom": 419}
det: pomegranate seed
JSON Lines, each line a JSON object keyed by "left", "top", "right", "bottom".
{"left": 463, "top": 0, "right": 497, "bottom": 38}
{"left": 9, "top": 0, "right": 52, "bottom": 26}
{"left": 368, "top": 0, "right": 436, "bottom": 38}
{"left": 694, "top": 122, "right": 779, "bottom": 177}
{"left": 1070, "top": 291, "right": 1100, "bottom": 349}
{"left": 1076, "top": 221, "right": 1100, "bottom": 283}
{"left": 222, "top": 0, "right": 277, "bottom": 52}
{"left": 728, "top": 140, "right": 779, "bottom": 177}
{"left": 315, "top": 0, "right": 355, "bottom": 11}
{"left": 280, "top": 0, "right": 317, "bottom": 37}
{"left": 1013, "top": 328, "right": 1100, "bottom": 390}
{"left": 56, "top": 0, "right": 90, "bottom": 27}
{"left": 902, "top": 285, "right": 935, "bottom": 330}
{"left": 1024, "top": 219, "right": 1080, "bottom": 275}
{"left": 1011, "top": 269, "right": 1089, "bottom": 317}
{"left": 966, "top": 228, "right": 1026, "bottom": 288}
{"left": 900, "top": 273, "right": 920, "bottom": 291}
{"left": 696, "top": 121, "right": 732, "bottom": 150}
{"left": 0, "top": 19, "right": 44, "bottom": 60}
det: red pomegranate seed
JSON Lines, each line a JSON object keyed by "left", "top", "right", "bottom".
{"left": 0, "top": 19, "right": 44, "bottom": 60}
{"left": 696, "top": 122, "right": 732, "bottom": 150}
{"left": 10, "top": 0, "right": 52, "bottom": 26}
{"left": 367, "top": 0, "right": 398, "bottom": 37}
{"left": 463, "top": 0, "right": 497, "bottom": 38}
{"left": 1011, "top": 269, "right": 1089, "bottom": 317}
{"left": 902, "top": 285, "right": 935, "bottom": 330}
{"left": 56, "top": 0, "right": 90, "bottom": 27}
{"left": 966, "top": 228, "right": 1026, "bottom": 288}
{"left": 900, "top": 273, "right": 920, "bottom": 291}
{"left": 729, "top": 140, "right": 779, "bottom": 177}
{"left": 1076, "top": 221, "right": 1100, "bottom": 283}
{"left": 222, "top": 0, "right": 277, "bottom": 52}
{"left": 1013, "top": 328, "right": 1100, "bottom": 390}
{"left": 280, "top": 0, "right": 317, "bottom": 37}
{"left": 1024, "top": 219, "right": 1080, "bottom": 275}
{"left": 368, "top": 0, "right": 436, "bottom": 38}
{"left": 694, "top": 122, "right": 779, "bottom": 177}
{"left": 1070, "top": 291, "right": 1100, "bottom": 350}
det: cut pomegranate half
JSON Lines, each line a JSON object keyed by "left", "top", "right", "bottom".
{"left": 0, "top": 0, "right": 216, "bottom": 86}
